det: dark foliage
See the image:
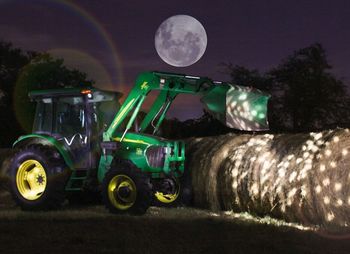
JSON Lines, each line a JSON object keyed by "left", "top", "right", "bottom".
{"left": 0, "top": 41, "right": 93, "bottom": 147}
{"left": 139, "top": 110, "right": 239, "bottom": 140}
{"left": 149, "top": 44, "right": 350, "bottom": 138}
{"left": 0, "top": 41, "right": 33, "bottom": 147}
{"left": 160, "top": 111, "right": 235, "bottom": 139}
{"left": 223, "top": 43, "right": 350, "bottom": 133}
{"left": 221, "top": 63, "right": 271, "bottom": 91}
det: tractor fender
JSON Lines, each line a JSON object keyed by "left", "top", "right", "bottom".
{"left": 13, "top": 134, "right": 74, "bottom": 170}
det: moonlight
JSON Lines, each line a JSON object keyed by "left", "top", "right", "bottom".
{"left": 155, "top": 15, "right": 207, "bottom": 67}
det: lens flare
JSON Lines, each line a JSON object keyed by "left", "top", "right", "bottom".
{"left": 49, "top": 0, "right": 125, "bottom": 88}
{"left": 47, "top": 48, "right": 113, "bottom": 90}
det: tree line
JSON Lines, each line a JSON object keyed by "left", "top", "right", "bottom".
{"left": 0, "top": 41, "right": 93, "bottom": 147}
{"left": 1, "top": 41, "right": 349, "bottom": 147}
{"left": 161, "top": 43, "right": 350, "bottom": 139}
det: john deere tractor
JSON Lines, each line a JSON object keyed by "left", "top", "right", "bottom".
{"left": 9, "top": 71, "right": 269, "bottom": 215}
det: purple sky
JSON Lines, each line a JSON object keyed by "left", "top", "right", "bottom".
{"left": 1, "top": 0, "right": 350, "bottom": 119}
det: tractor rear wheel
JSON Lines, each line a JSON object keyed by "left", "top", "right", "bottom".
{"left": 102, "top": 162, "right": 152, "bottom": 215}
{"left": 9, "top": 144, "right": 70, "bottom": 210}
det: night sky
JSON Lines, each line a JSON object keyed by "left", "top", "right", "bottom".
{"left": 1, "top": 0, "right": 350, "bottom": 119}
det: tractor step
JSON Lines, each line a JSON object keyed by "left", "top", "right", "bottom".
{"left": 65, "top": 169, "right": 88, "bottom": 191}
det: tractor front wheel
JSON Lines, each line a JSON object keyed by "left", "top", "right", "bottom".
{"left": 153, "top": 164, "right": 193, "bottom": 207}
{"left": 102, "top": 162, "right": 152, "bottom": 215}
{"left": 153, "top": 175, "right": 192, "bottom": 207}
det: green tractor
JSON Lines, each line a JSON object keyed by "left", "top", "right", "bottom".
{"left": 9, "top": 71, "right": 269, "bottom": 215}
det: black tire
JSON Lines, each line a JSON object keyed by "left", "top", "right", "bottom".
{"left": 153, "top": 169, "right": 193, "bottom": 207}
{"left": 102, "top": 161, "right": 152, "bottom": 215}
{"left": 9, "top": 144, "right": 70, "bottom": 210}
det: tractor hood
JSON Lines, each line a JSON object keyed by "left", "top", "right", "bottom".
{"left": 201, "top": 84, "right": 270, "bottom": 131}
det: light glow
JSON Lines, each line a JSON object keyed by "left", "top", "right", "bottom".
{"left": 206, "top": 129, "right": 350, "bottom": 227}
{"left": 334, "top": 183, "right": 342, "bottom": 191}
{"left": 324, "top": 196, "right": 330, "bottom": 204}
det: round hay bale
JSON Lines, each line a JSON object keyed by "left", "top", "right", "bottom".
{"left": 186, "top": 128, "right": 350, "bottom": 228}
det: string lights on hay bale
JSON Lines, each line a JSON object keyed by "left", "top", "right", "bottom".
{"left": 186, "top": 128, "right": 350, "bottom": 228}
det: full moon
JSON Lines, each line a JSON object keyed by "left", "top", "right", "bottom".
{"left": 155, "top": 15, "right": 207, "bottom": 67}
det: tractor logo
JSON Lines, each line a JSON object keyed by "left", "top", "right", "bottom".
{"left": 141, "top": 81, "right": 149, "bottom": 90}
{"left": 136, "top": 148, "right": 143, "bottom": 155}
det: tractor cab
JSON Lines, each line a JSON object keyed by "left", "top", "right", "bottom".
{"left": 28, "top": 88, "right": 121, "bottom": 171}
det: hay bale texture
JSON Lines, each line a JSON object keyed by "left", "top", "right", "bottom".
{"left": 186, "top": 128, "right": 350, "bottom": 227}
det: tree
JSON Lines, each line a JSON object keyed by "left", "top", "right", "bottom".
{"left": 223, "top": 43, "right": 350, "bottom": 132}
{"left": 269, "top": 43, "right": 350, "bottom": 132}
{"left": 221, "top": 63, "right": 270, "bottom": 91}
{"left": 0, "top": 41, "right": 34, "bottom": 103}
{"left": 0, "top": 41, "right": 34, "bottom": 147}
{"left": 0, "top": 41, "right": 93, "bottom": 147}
{"left": 14, "top": 53, "right": 93, "bottom": 132}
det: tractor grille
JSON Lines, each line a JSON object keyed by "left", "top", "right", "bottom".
{"left": 146, "top": 146, "right": 166, "bottom": 168}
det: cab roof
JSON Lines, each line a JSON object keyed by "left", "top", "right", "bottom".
{"left": 29, "top": 87, "right": 122, "bottom": 100}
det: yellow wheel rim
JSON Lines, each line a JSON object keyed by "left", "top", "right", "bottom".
{"left": 154, "top": 179, "right": 180, "bottom": 204}
{"left": 16, "top": 160, "right": 47, "bottom": 201}
{"left": 108, "top": 174, "right": 137, "bottom": 210}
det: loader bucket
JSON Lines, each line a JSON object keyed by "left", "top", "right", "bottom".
{"left": 201, "top": 84, "right": 270, "bottom": 131}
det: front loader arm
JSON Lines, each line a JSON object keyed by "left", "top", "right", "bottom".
{"left": 103, "top": 72, "right": 159, "bottom": 141}
{"left": 104, "top": 71, "right": 214, "bottom": 140}
{"left": 104, "top": 71, "right": 270, "bottom": 141}
{"left": 138, "top": 89, "right": 178, "bottom": 133}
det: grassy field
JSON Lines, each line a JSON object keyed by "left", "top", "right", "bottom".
{"left": 1, "top": 191, "right": 350, "bottom": 254}
{"left": 1, "top": 150, "right": 350, "bottom": 254}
